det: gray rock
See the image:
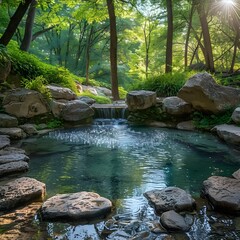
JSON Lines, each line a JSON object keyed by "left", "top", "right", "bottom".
{"left": 50, "top": 99, "right": 67, "bottom": 117}
{"left": 0, "top": 127, "right": 26, "bottom": 139}
{"left": 78, "top": 96, "right": 96, "bottom": 105}
{"left": 0, "top": 135, "right": 10, "bottom": 149}
{"left": 144, "top": 187, "right": 195, "bottom": 214}
{"left": 0, "top": 161, "right": 29, "bottom": 177}
{"left": 46, "top": 85, "right": 77, "bottom": 100}
{"left": 0, "top": 147, "right": 26, "bottom": 155}
{"left": 162, "top": 97, "right": 192, "bottom": 116}
{"left": 82, "top": 85, "right": 98, "bottom": 95}
{"left": 126, "top": 90, "right": 156, "bottom": 111}
{"left": 231, "top": 107, "right": 240, "bottom": 124}
{"left": 61, "top": 100, "right": 94, "bottom": 122}
{"left": 19, "top": 124, "right": 38, "bottom": 136}
{"left": 3, "top": 88, "right": 50, "bottom": 118}
{"left": 40, "top": 191, "right": 112, "bottom": 221}
{"left": 178, "top": 72, "right": 240, "bottom": 113}
{"left": 177, "top": 121, "right": 195, "bottom": 131}
{"left": 0, "top": 153, "right": 29, "bottom": 164}
{"left": 96, "top": 86, "right": 112, "bottom": 97}
{"left": 0, "top": 177, "right": 45, "bottom": 210}
{"left": 212, "top": 124, "right": 240, "bottom": 145}
{"left": 0, "top": 113, "right": 18, "bottom": 127}
{"left": 202, "top": 176, "right": 240, "bottom": 215}
{"left": 160, "top": 210, "right": 192, "bottom": 232}
{"left": 233, "top": 169, "right": 240, "bottom": 179}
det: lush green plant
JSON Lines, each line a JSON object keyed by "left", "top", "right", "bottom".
{"left": 131, "top": 72, "right": 195, "bottom": 97}
{"left": 22, "top": 75, "right": 51, "bottom": 99}
{"left": 80, "top": 91, "right": 111, "bottom": 104}
{"left": 118, "top": 86, "right": 127, "bottom": 99}
{"left": 0, "top": 44, "right": 11, "bottom": 68}
{"left": 46, "top": 119, "right": 63, "bottom": 129}
{"left": 193, "top": 110, "right": 233, "bottom": 130}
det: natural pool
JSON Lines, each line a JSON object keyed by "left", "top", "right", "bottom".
{"left": 20, "top": 119, "right": 240, "bottom": 239}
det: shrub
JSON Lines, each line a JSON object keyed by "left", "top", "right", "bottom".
{"left": 131, "top": 72, "right": 195, "bottom": 97}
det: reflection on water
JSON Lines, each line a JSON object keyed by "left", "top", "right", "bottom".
{"left": 20, "top": 119, "right": 240, "bottom": 239}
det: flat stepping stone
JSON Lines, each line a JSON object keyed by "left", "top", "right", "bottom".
{"left": 0, "top": 153, "right": 29, "bottom": 164}
{"left": 0, "top": 147, "right": 26, "bottom": 156}
{"left": 0, "top": 135, "right": 10, "bottom": 150}
{"left": 0, "top": 128, "right": 26, "bottom": 140}
{"left": 0, "top": 177, "right": 46, "bottom": 211}
{"left": 40, "top": 191, "right": 112, "bottom": 221}
{"left": 0, "top": 161, "right": 29, "bottom": 177}
{"left": 202, "top": 176, "right": 240, "bottom": 215}
{"left": 0, "top": 113, "right": 18, "bottom": 128}
{"left": 144, "top": 187, "right": 195, "bottom": 214}
{"left": 160, "top": 210, "right": 193, "bottom": 232}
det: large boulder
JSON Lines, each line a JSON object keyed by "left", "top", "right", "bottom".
{"left": 96, "top": 86, "right": 112, "bottom": 97}
{"left": 0, "top": 177, "right": 45, "bottom": 211}
{"left": 78, "top": 96, "right": 96, "bottom": 105}
{"left": 40, "top": 191, "right": 112, "bottom": 221}
{"left": 178, "top": 73, "right": 240, "bottom": 113}
{"left": 50, "top": 99, "right": 67, "bottom": 118}
{"left": 46, "top": 85, "right": 77, "bottom": 100}
{"left": 0, "top": 113, "right": 18, "bottom": 127}
{"left": 231, "top": 107, "right": 240, "bottom": 124}
{"left": 3, "top": 88, "right": 50, "bottom": 118}
{"left": 160, "top": 210, "right": 192, "bottom": 232}
{"left": 212, "top": 124, "right": 240, "bottom": 145}
{"left": 144, "top": 187, "right": 195, "bottom": 214}
{"left": 202, "top": 176, "right": 240, "bottom": 215}
{"left": 162, "top": 96, "right": 192, "bottom": 116}
{"left": 126, "top": 90, "right": 156, "bottom": 111}
{"left": 60, "top": 100, "right": 94, "bottom": 122}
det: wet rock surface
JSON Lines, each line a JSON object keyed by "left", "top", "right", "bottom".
{"left": 144, "top": 187, "right": 196, "bottom": 214}
{"left": 0, "top": 177, "right": 46, "bottom": 211}
{"left": 40, "top": 191, "right": 112, "bottom": 221}
{"left": 160, "top": 210, "right": 193, "bottom": 232}
{"left": 0, "top": 113, "right": 18, "bottom": 128}
{"left": 202, "top": 176, "right": 240, "bottom": 215}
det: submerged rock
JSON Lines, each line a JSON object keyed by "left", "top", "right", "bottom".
{"left": 212, "top": 124, "right": 240, "bottom": 145}
{"left": 177, "top": 121, "right": 195, "bottom": 131}
{"left": 160, "top": 210, "right": 192, "bottom": 232}
{"left": 126, "top": 90, "right": 156, "bottom": 111}
{"left": 40, "top": 191, "right": 112, "bottom": 221}
{"left": 202, "top": 176, "right": 240, "bottom": 215}
{"left": 144, "top": 187, "right": 195, "bottom": 214}
{"left": 178, "top": 72, "right": 240, "bottom": 113}
{"left": 0, "top": 177, "right": 46, "bottom": 211}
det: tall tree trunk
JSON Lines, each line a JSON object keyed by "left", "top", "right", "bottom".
{"left": 107, "top": 0, "right": 119, "bottom": 101}
{"left": 85, "top": 26, "right": 94, "bottom": 85}
{"left": 0, "top": 0, "right": 32, "bottom": 46}
{"left": 165, "top": 0, "right": 173, "bottom": 73}
{"left": 184, "top": 3, "right": 194, "bottom": 70}
{"left": 20, "top": 0, "right": 37, "bottom": 51}
{"left": 197, "top": 3, "right": 215, "bottom": 72}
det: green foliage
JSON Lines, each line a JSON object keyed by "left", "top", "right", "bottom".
{"left": 7, "top": 41, "right": 81, "bottom": 93}
{"left": 131, "top": 72, "right": 193, "bottom": 97}
{"left": 46, "top": 119, "right": 63, "bottom": 129}
{"left": 118, "top": 86, "right": 127, "bottom": 99}
{"left": 80, "top": 91, "right": 111, "bottom": 104}
{"left": 0, "top": 44, "right": 11, "bottom": 67}
{"left": 193, "top": 110, "right": 233, "bottom": 130}
{"left": 215, "top": 74, "right": 240, "bottom": 88}
{"left": 21, "top": 75, "right": 51, "bottom": 99}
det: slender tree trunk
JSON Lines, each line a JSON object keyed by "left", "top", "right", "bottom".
{"left": 20, "top": 0, "right": 37, "bottom": 51}
{"left": 107, "top": 0, "right": 119, "bottom": 101}
{"left": 230, "top": 32, "right": 239, "bottom": 73}
{"left": 184, "top": 3, "right": 194, "bottom": 70}
{"left": 165, "top": 0, "right": 173, "bottom": 73}
{"left": 85, "top": 26, "right": 94, "bottom": 85}
{"left": 197, "top": 4, "right": 215, "bottom": 72}
{"left": 0, "top": 0, "right": 32, "bottom": 46}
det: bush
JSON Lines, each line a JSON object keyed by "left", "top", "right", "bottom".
{"left": 131, "top": 72, "right": 195, "bottom": 97}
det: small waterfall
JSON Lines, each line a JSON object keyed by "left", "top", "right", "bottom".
{"left": 92, "top": 103, "right": 128, "bottom": 119}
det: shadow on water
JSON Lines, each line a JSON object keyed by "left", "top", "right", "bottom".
{"left": 17, "top": 119, "right": 240, "bottom": 239}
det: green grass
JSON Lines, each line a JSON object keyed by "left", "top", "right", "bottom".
{"left": 79, "top": 91, "right": 111, "bottom": 104}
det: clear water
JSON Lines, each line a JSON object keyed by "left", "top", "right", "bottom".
{"left": 20, "top": 119, "right": 240, "bottom": 239}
